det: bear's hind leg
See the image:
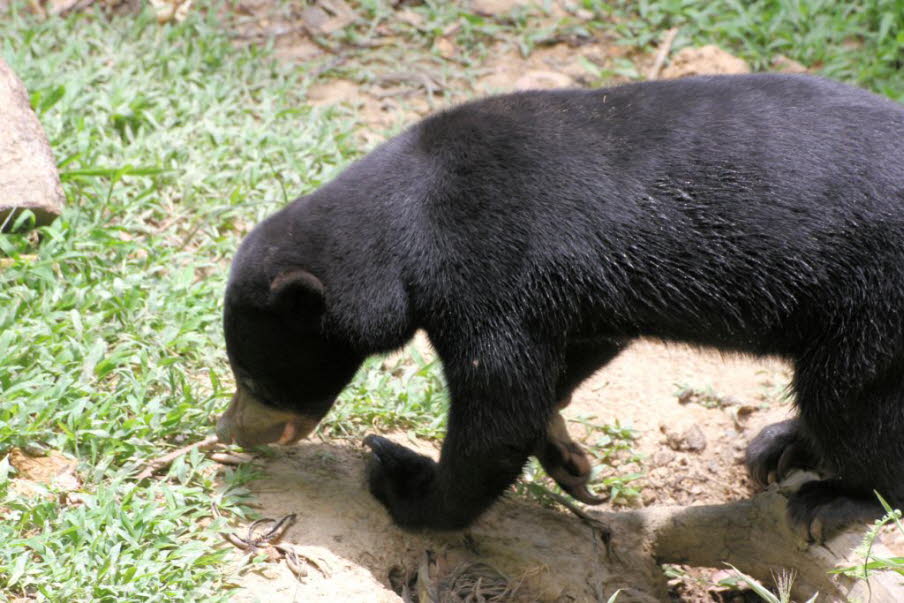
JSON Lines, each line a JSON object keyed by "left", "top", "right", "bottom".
{"left": 787, "top": 479, "right": 885, "bottom": 542}
{"left": 786, "top": 361, "right": 904, "bottom": 542}
{"left": 536, "top": 339, "right": 626, "bottom": 504}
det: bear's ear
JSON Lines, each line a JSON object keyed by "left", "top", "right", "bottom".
{"left": 269, "top": 269, "right": 325, "bottom": 316}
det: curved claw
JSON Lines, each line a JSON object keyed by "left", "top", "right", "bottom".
{"left": 545, "top": 452, "right": 608, "bottom": 505}
{"left": 776, "top": 441, "right": 816, "bottom": 483}
{"left": 563, "top": 481, "right": 609, "bottom": 505}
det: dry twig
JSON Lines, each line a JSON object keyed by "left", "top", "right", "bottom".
{"left": 219, "top": 512, "right": 328, "bottom": 581}
{"left": 646, "top": 28, "right": 679, "bottom": 80}
{"left": 276, "top": 542, "right": 331, "bottom": 580}
{"left": 221, "top": 514, "right": 298, "bottom": 553}
{"left": 135, "top": 434, "right": 220, "bottom": 480}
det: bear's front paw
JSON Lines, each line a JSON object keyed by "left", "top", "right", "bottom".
{"left": 363, "top": 435, "right": 438, "bottom": 529}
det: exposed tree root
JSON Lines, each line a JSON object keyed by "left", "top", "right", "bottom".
{"left": 586, "top": 473, "right": 903, "bottom": 601}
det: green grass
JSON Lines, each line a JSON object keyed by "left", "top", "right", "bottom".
{"left": 345, "top": 0, "right": 904, "bottom": 101}
{"left": 1, "top": 0, "right": 903, "bottom": 599}
{"left": 599, "top": 0, "right": 904, "bottom": 101}
{"left": 0, "top": 6, "right": 363, "bottom": 599}
{"left": 319, "top": 347, "right": 449, "bottom": 441}
{"left": 0, "top": 5, "right": 465, "bottom": 597}
{"left": 834, "top": 495, "right": 904, "bottom": 580}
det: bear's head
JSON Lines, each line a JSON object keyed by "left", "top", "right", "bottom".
{"left": 217, "top": 224, "right": 364, "bottom": 448}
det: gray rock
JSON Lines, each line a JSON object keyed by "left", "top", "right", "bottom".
{"left": 0, "top": 57, "right": 64, "bottom": 232}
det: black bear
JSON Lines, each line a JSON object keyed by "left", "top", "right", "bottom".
{"left": 217, "top": 74, "right": 904, "bottom": 539}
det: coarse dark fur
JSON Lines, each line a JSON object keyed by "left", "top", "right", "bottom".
{"left": 223, "top": 73, "right": 904, "bottom": 536}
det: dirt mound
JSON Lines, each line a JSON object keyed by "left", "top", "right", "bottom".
{"left": 226, "top": 435, "right": 667, "bottom": 602}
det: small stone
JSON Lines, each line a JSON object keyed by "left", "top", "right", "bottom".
{"left": 652, "top": 450, "right": 676, "bottom": 467}
{"left": 682, "top": 425, "right": 707, "bottom": 451}
{"left": 661, "top": 423, "right": 707, "bottom": 452}
{"left": 434, "top": 37, "right": 457, "bottom": 59}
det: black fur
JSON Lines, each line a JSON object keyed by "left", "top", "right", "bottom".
{"left": 224, "top": 74, "right": 904, "bottom": 533}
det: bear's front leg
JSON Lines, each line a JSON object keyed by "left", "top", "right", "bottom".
{"left": 364, "top": 350, "right": 555, "bottom": 530}
{"left": 363, "top": 426, "right": 538, "bottom": 530}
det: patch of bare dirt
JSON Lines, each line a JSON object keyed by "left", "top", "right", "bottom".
{"left": 771, "top": 54, "right": 808, "bottom": 74}
{"left": 297, "top": 33, "right": 641, "bottom": 150}
{"left": 474, "top": 39, "right": 630, "bottom": 94}
{"left": 569, "top": 340, "right": 792, "bottom": 509}
{"left": 661, "top": 45, "right": 750, "bottom": 79}
{"left": 223, "top": 432, "right": 668, "bottom": 602}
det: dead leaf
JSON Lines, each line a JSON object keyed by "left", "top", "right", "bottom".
{"left": 7, "top": 447, "right": 81, "bottom": 499}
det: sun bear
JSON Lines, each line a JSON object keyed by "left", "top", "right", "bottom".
{"left": 217, "top": 74, "right": 904, "bottom": 540}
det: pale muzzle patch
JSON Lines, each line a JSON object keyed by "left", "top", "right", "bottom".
{"left": 217, "top": 386, "right": 318, "bottom": 447}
